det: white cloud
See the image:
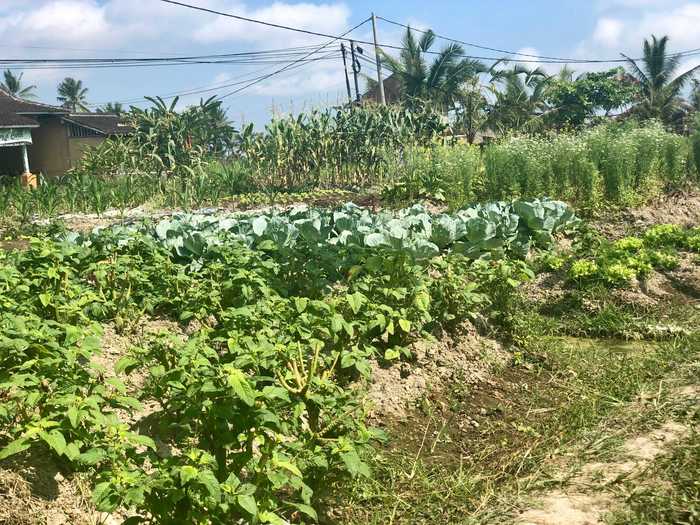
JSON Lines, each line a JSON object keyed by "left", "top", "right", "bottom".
{"left": 0, "top": 1, "right": 353, "bottom": 50}
{"left": 248, "top": 66, "right": 345, "bottom": 96}
{"left": 0, "top": 0, "right": 111, "bottom": 46}
{"left": 592, "top": 18, "right": 623, "bottom": 48}
{"left": 0, "top": 0, "right": 357, "bottom": 106}
{"left": 572, "top": 1, "right": 700, "bottom": 76}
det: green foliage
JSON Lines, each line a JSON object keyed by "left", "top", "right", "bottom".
{"left": 485, "top": 121, "right": 692, "bottom": 208}
{"left": 377, "top": 26, "right": 485, "bottom": 110}
{"left": 566, "top": 224, "right": 698, "bottom": 287}
{"left": 64, "top": 200, "right": 579, "bottom": 269}
{"left": 235, "top": 104, "right": 446, "bottom": 190}
{"left": 623, "top": 34, "right": 700, "bottom": 130}
{"left": 381, "top": 144, "right": 481, "bottom": 207}
{"left": 1, "top": 69, "right": 37, "bottom": 98}
{"left": 470, "top": 257, "right": 534, "bottom": 332}
{"left": 0, "top": 199, "right": 553, "bottom": 523}
{"left": 544, "top": 68, "right": 638, "bottom": 129}
{"left": 57, "top": 77, "right": 89, "bottom": 112}
{"left": 97, "top": 332, "right": 375, "bottom": 523}
{"left": 66, "top": 96, "right": 236, "bottom": 185}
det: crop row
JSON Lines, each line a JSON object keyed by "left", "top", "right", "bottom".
{"left": 3, "top": 199, "right": 699, "bottom": 523}
{"left": 60, "top": 199, "right": 578, "bottom": 279}
{"left": 0, "top": 200, "right": 570, "bottom": 523}
{"left": 1, "top": 122, "right": 695, "bottom": 230}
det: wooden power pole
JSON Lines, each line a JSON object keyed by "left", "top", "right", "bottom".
{"left": 340, "top": 43, "right": 353, "bottom": 104}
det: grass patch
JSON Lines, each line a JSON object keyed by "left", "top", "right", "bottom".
{"left": 606, "top": 430, "right": 700, "bottom": 525}
{"left": 328, "top": 307, "right": 700, "bottom": 524}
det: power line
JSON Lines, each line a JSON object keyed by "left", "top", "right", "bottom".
{"left": 218, "top": 18, "right": 372, "bottom": 100}
{"left": 156, "top": 2, "right": 700, "bottom": 65}
{"left": 376, "top": 15, "right": 700, "bottom": 64}
{"left": 0, "top": 45, "right": 338, "bottom": 67}
{"left": 158, "top": 0, "right": 369, "bottom": 43}
{"left": 377, "top": 16, "right": 596, "bottom": 63}
{"left": 4, "top": 55, "right": 341, "bottom": 71}
{"left": 90, "top": 49, "right": 342, "bottom": 107}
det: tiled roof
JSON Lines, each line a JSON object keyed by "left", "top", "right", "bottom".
{"left": 0, "top": 88, "right": 67, "bottom": 115}
{"left": 0, "top": 88, "right": 65, "bottom": 129}
{"left": 63, "top": 114, "right": 132, "bottom": 136}
{"left": 0, "top": 113, "right": 39, "bottom": 128}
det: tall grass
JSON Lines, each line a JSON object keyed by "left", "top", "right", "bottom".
{"left": 483, "top": 121, "right": 693, "bottom": 208}
{"left": 383, "top": 145, "right": 481, "bottom": 207}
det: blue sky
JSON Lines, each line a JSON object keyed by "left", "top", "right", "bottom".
{"left": 2, "top": 0, "right": 700, "bottom": 127}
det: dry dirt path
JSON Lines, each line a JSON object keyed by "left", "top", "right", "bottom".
{"left": 515, "top": 385, "right": 699, "bottom": 525}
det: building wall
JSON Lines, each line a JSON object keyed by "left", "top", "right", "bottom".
{"left": 26, "top": 117, "right": 107, "bottom": 177}
{"left": 28, "top": 117, "right": 71, "bottom": 178}
{"left": 68, "top": 137, "right": 104, "bottom": 169}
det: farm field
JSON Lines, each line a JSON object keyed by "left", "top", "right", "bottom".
{"left": 2, "top": 59, "right": 700, "bottom": 525}
{"left": 4, "top": 2, "right": 700, "bottom": 521}
{"left": 1, "top": 183, "right": 699, "bottom": 524}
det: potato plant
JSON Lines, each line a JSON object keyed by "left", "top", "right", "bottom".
{"left": 0, "top": 200, "right": 561, "bottom": 523}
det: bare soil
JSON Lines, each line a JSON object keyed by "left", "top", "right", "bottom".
{"left": 367, "top": 321, "right": 508, "bottom": 421}
{"left": 592, "top": 191, "right": 700, "bottom": 239}
{"left": 0, "top": 447, "right": 108, "bottom": 525}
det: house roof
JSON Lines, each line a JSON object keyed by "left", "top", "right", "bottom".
{"left": 0, "top": 88, "right": 67, "bottom": 116}
{"left": 63, "top": 114, "right": 132, "bottom": 136}
{"left": 0, "top": 88, "right": 131, "bottom": 136}
{"left": 0, "top": 87, "right": 66, "bottom": 130}
{"left": 0, "top": 113, "right": 40, "bottom": 129}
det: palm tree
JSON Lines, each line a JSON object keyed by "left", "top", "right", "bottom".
{"left": 623, "top": 35, "right": 700, "bottom": 125}
{"left": 487, "top": 65, "right": 551, "bottom": 133}
{"left": 379, "top": 26, "right": 485, "bottom": 111}
{"left": 57, "top": 77, "right": 89, "bottom": 112}
{"left": 0, "top": 70, "right": 37, "bottom": 99}
{"left": 98, "top": 102, "right": 124, "bottom": 115}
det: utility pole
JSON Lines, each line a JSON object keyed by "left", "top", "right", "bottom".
{"left": 340, "top": 43, "right": 352, "bottom": 104}
{"left": 350, "top": 40, "right": 361, "bottom": 103}
{"left": 371, "top": 13, "right": 386, "bottom": 105}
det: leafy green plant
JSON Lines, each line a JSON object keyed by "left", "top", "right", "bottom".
{"left": 566, "top": 224, "right": 697, "bottom": 287}
{"left": 0, "top": 314, "right": 143, "bottom": 464}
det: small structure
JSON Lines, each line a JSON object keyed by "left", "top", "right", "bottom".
{"left": 0, "top": 89, "right": 130, "bottom": 183}
{"left": 361, "top": 74, "right": 402, "bottom": 105}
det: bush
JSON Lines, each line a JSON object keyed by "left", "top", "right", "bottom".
{"left": 382, "top": 144, "right": 481, "bottom": 208}
{"left": 483, "top": 122, "right": 693, "bottom": 209}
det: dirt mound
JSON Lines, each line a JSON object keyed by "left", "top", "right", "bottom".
{"left": 367, "top": 322, "right": 508, "bottom": 421}
{"left": 0, "top": 448, "right": 108, "bottom": 525}
{"left": 593, "top": 192, "right": 700, "bottom": 239}
{"left": 627, "top": 192, "right": 700, "bottom": 229}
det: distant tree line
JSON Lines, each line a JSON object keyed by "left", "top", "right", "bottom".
{"left": 371, "top": 31, "right": 700, "bottom": 140}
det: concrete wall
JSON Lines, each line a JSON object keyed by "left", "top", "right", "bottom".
{"left": 28, "top": 117, "right": 70, "bottom": 178}
{"left": 24, "top": 117, "right": 107, "bottom": 177}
